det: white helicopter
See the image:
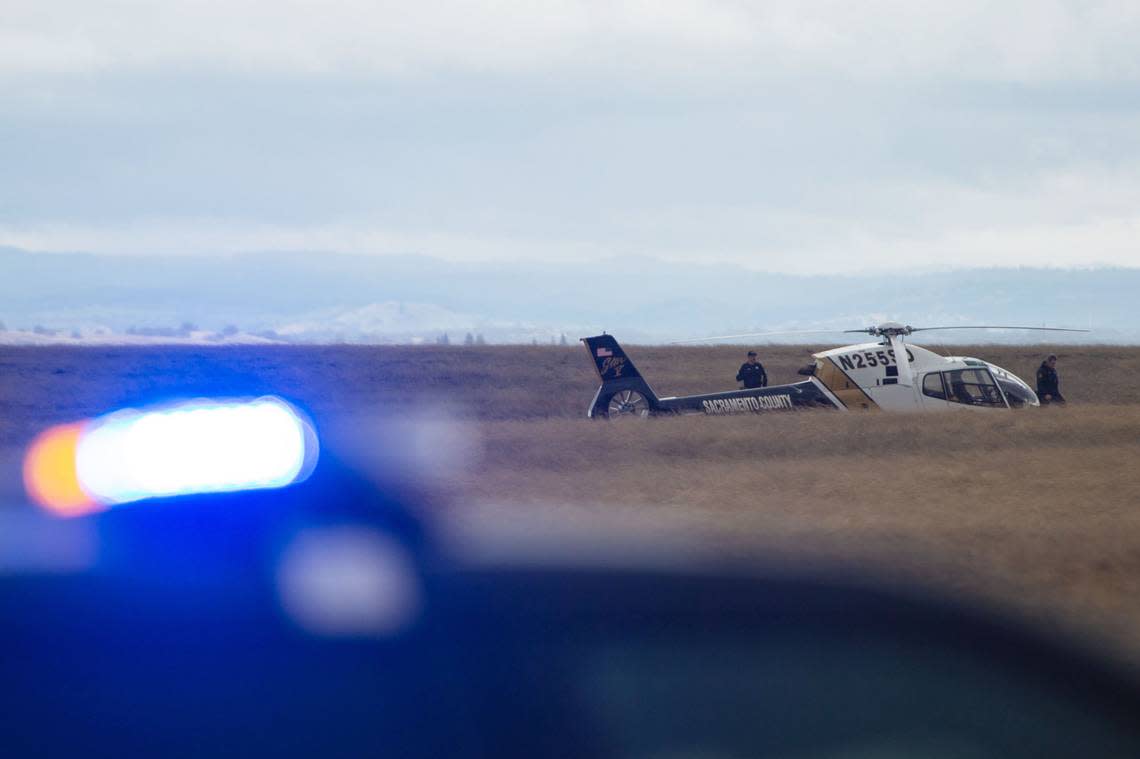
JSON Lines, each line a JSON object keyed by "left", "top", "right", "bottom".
{"left": 581, "top": 323, "right": 1086, "bottom": 418}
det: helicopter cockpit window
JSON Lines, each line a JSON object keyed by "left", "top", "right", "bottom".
{"left": 943, "top": 369, "right": 1006, "bottom": 407}
{"left": 996, "top": 377, "right": 1036, "bottom": 408}
{"left": 922, "top": 373, "right": 947, "bottom": 400}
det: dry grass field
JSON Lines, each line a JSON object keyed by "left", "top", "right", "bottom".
{"left": 3, "top": 342, "right": 1140, "bottom": 662}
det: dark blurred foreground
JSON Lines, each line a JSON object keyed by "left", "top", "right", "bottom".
{"left": 5, "top": 444, "right": 1140, "bottom": 757}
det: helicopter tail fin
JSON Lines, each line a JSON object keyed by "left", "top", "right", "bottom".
{"left": 582, "top": 334, "right": 645, "bottom": 381}
{"left": 580, "top": 335, "right": 660, "bottom": 418}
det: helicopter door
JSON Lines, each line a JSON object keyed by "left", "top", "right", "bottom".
{"left": 920, "top": 372, "right": 956, "bottom": 411}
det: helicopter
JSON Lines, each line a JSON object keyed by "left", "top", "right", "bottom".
{"left": 581, "top": 323, "right": 1087, "bottom": 418}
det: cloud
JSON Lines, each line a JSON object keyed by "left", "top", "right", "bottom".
{"left": 0, "top": 218, "right": 616, "bottom": 262}
{"left": 4, "top": 2, "right": 1140, "bottom": 276}
{"left": 4, "top": 1, "right": 1140, "bottom": 83}
{"left": 6, "top": 160, "right": 1140, "bottom": 274}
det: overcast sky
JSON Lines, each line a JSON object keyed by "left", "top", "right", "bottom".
{"left": 4, "top": 1, "right": 1140, "bottom": 273}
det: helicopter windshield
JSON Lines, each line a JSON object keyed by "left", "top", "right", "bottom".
{"left": 984, "top": 362, "right": 1039, "bottom": 408}
{"left": 942, "top": 369, "right": 1006, "bottom": 408}
{"left": 995, "top": 378, "right": 1036, "bottom": 408}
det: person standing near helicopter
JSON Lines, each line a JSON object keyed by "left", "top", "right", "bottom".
{"left": 1036, "top": 354, "right": 1066, "bottom": 404}
{"left": 736, "top": 351, "right": 768, "bottom": 389}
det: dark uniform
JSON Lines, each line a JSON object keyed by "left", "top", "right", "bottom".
{"left": 1036, "top": 359, "right": 1065, "bottom": 404}
{"left": 736, "top": 359, "right": 768, "bottom": 389}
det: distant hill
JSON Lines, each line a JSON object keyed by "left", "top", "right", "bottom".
{"left": 1, "top": 246, "right": 1135, "bottom": 343}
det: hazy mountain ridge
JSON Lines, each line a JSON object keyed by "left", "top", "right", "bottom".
{"left": 1, "top": 247, "right": 1135, "bottom": 343}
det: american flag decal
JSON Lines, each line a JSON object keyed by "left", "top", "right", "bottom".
{"left": 596, "top": 347, "right": 613, "bottom": 357}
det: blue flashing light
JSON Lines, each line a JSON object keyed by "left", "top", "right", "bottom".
{"left": 75, "top": 397, "right": 318, "bottom": 506}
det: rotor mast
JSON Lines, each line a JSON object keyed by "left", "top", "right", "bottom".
{"left": 847, "top": 322, "right": 915, "bottom": 386}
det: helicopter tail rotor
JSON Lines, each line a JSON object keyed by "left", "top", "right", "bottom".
{"left": 581, "top": 334, "right": 662, "bottom": 419}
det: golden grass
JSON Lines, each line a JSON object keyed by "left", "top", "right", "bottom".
{"left": 3, "top": 343, "right": 1140, "bottom": 659}
{"left": 447, "top": 405, "right": 1140, "bottom": 662}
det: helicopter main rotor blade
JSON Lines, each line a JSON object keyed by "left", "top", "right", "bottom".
{"left": 673, "top": 323, "right": 1091, "bottom": 345}
{"left": 671, "top": 329, "right": 851, "bottom": 344}
{"left": 908, "top": 325, "right": 1091, "bottom": 333}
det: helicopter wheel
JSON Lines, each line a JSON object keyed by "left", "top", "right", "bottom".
{"left": 605, "top": 390, "right": 650, "bottom": 419}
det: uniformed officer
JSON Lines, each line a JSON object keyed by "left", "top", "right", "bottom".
{"left": 1036, "top": 354, "right": 1066, "bottom": 404}
{"left": 736, "top": 351, "right": 768, "bottom": 389}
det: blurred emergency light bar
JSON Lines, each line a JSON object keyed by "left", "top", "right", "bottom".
{"left": 24, "top": 397, "right": 319, "bottom": 517}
